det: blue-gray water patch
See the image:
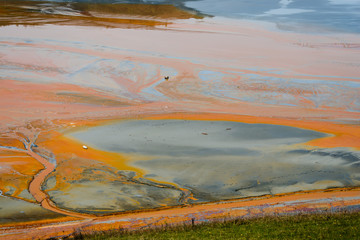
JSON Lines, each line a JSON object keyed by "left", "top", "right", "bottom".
{"left": 69, "top": 120, "right": 359, "bottom": 201}
{"left": 70, "top": 120, "right": 327, "bottom": 156}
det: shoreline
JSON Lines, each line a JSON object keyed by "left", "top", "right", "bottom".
{"left": 1, "top": 186, "right": 360, "bottom": 239}
{"left": 1, "top": 112, "right": 358, "bottom": 220}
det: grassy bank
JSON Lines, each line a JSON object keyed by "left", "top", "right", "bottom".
{"left": 70, "top": 211, "right": 360, "bottom": 240}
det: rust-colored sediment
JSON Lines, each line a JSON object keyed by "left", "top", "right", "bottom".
{"left": 0, "top": 109, "right": 359, "bottom": 239}
{"left": 0, "top": 151, "right": 43, "bottom": 200}
{"left": 27, "top": 149, "right": 94, "bottom": 219}
{"left": 41, "top": 132, "right": 143, "bottom": 174}
{"left": 0, "top": 129, "right": 95, "bottom": 219}
{"left": 1, "top": 187, "right": 360, "bottom": 240}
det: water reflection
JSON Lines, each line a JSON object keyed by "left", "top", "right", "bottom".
{"left": 184, "top": 0, "right": 360, "bottom": 32}
{"left": 2, "top": 0, "right": 360, "bottom": 32}
{"left": 0, "top": 0, "right": 203, "bottom": 28}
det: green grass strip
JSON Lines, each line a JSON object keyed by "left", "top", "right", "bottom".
{"left": 70, "top": 211, "right": 360, "bottom": 240}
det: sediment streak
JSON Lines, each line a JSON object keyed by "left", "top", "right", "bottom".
{"left": 0, "top": 132, "right": 94, "bottom": 219}
{"left": 0, "top": 130, "right": 193, "bottom": 219}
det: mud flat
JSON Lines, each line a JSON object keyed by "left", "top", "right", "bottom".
{"left": 0, "top": 196, "right": 63, "bottom": 224}
{"left": 2, "top": 187, "right": 360, "bottom": 240}
{"left": 0, "top": 0, "right": 360, "bottom": 238}
{"left": 0, "top": 115, "right": 359, "bottom": 239}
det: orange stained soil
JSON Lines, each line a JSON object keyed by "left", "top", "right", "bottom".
{"left": 0, "top": 151, "right": 43, "bottom": 176}
{"left": 40, "top": 130, "right": 145, "bottom": 175}
{"left": 0, "top": 128, "right": 96, "bottom": 219}
{"left": 0, "top": 151, "right": 43, "bottom": 200}
{"left": 1, "top": 187, "right": 360, "bottom": 240}
{"left": 0, "top": 138, "right": 27, "bottom": 151}
{"left": 0, "top": 113, "right": 359, "bottom": 239}
{"left": 0, "top": 216, "right": 80, "bottom": 228}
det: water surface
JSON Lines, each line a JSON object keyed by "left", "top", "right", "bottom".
{"left": 17, "top": 0, "right": 360, "bottom": 32}
{"left": 69, "top": 120, "right": 360, "bottom": 202}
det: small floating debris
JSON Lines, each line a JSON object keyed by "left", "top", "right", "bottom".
{"left": 164, "top": 76, "right": 169, "bottom": 80}
{"left": 201, "top": 132, "right": 208, "bottom": 135}
{"left": 82, "top": 145, "right": 88, "bottom": 150}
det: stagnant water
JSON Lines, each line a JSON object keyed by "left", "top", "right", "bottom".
{"left": 66, "top": 120, "right": 360, "bottom": 210}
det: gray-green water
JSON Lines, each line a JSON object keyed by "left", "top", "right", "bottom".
{"left": 69, "top": 120, "right": 360, "bottom": 203}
